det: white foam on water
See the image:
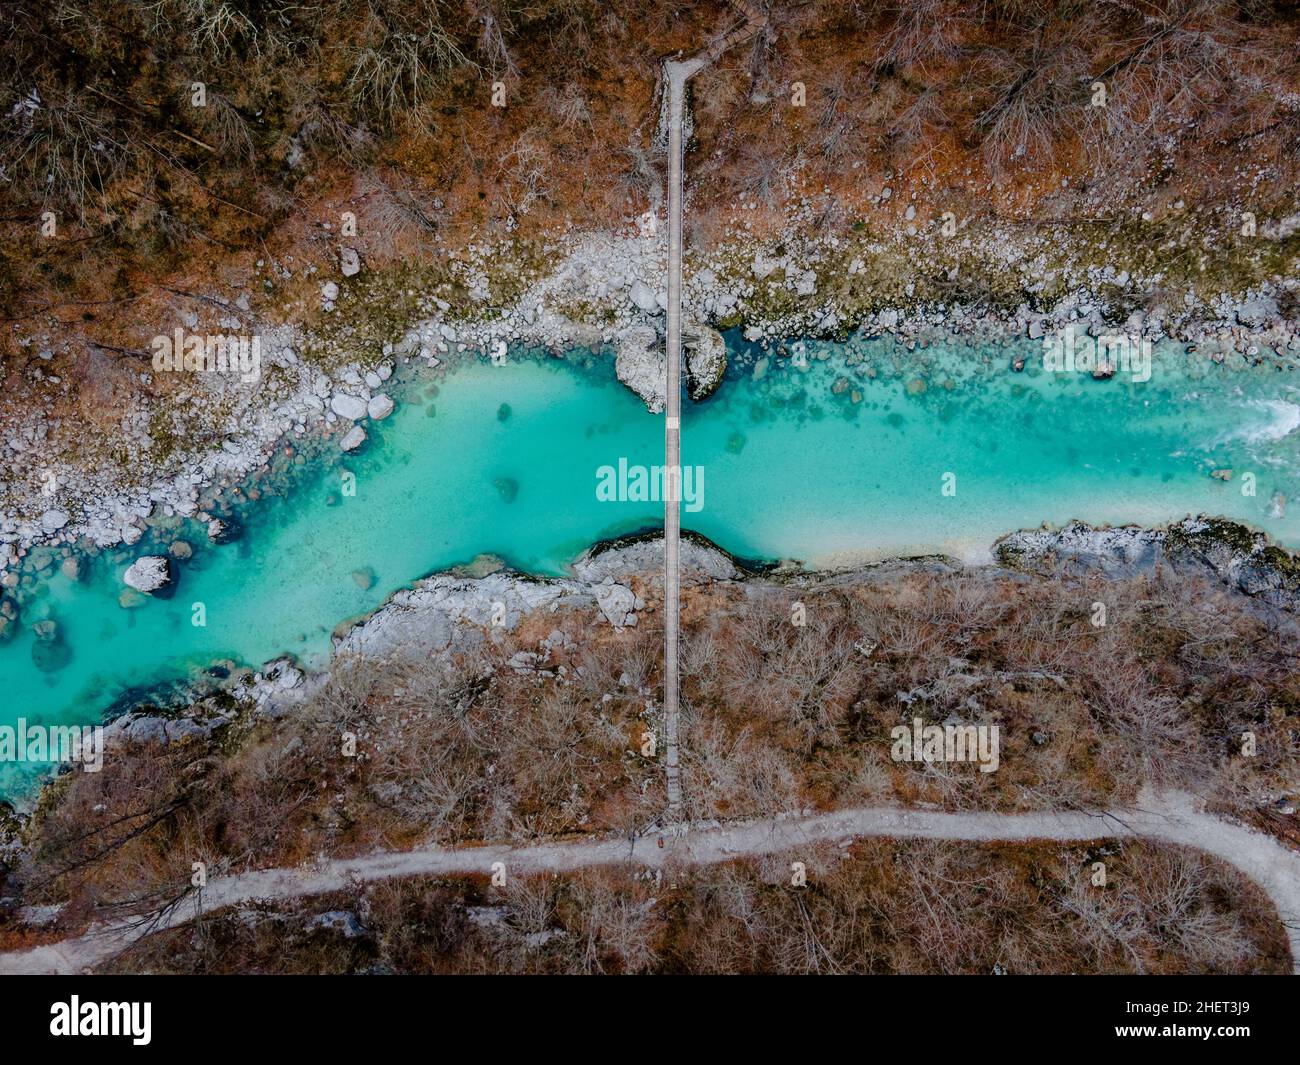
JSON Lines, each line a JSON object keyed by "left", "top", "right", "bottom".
{"left": 1236, "top": 400, "right": 1300, "bottom": 445}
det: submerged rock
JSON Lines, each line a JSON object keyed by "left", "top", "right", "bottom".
{"left": 340, "top": 424, "right": 367, "bottom": 452}
{"left": 493, "top": 477, "right": 519, "bottom": 503}
{"left": 31, "top": 637, "right": 71, "bottom": 673}
{"left": 32, "top": 619, "right": 58, "bottom": 641}
{"left": 0, "top": 598, "right": 18, "bottom": 643}
{"left": 451, "top": 554, "right": 506, "bottom": 578}
{"left": 123, "top": 555, "right": 175, "bottom": 596}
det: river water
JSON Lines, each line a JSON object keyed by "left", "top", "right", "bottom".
{"left": 2, "top": 335, "right": 1297, "bottom": 797}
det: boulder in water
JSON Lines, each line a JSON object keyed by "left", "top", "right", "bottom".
{"left": 330, "top": 392, "right": 368, "bottom": 420}
{"left": 123, "top": 555, "right": 175, "bottom": 596}
{"left": 615, "top": 325, "right": 665, "bottom": 413}
{"left": 340, "top": 424, "right": 367, "bottom": 452}
{"left": 684, "top": 323, "right": 727, "bottom": 401}
{"left": 32, "top": 619, "right": 58, "bottom": 641}
{"left": 207, "top": 517, "right": 242, "bottom": 544}
{"left": 31, "top": 638, "right": 72, "bottom": 673}
{"left": 0, "top": 598, "right": 19, "bottom": 642}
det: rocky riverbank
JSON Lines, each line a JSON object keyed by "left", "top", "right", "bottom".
{"left": 18, "top": 515, "right": 1290, "bottom": 809}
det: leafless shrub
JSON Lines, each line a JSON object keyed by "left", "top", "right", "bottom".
{"left": 148, "top": 0, "right": 257, "bottom": 57}
{"left": 199, "top": 91, "right": 255, "bottom": 159}
{"left": 973, "top": 30, "right": 1092, "bottom": 170}
{"left": 467, "top": 0, "right": 519, "bottom": 79}
{"left": 0, "top": 86, "right": 133, "bottom": 218}
{"left": 494, "top": 131, "right": 550, "bottom": 219}
{"left": 343, "top": 2, "right": 471, "bottom": 127}
{"left": 873, "top": 0, "right": 974, "bottom": 70}
{"left": 353, "top": 169, "right": 440, "bottom": 253}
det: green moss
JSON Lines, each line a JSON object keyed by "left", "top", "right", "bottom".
{"left": 1166, "top": 517, "right": 1261, "bottom": 557}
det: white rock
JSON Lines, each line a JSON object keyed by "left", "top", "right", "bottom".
{"left": 340, "top": 424, "right": 367, "bottom": 451}
{"left": 683, "top": 323, "right": 727, "bottom": 401}
{"left": 320, "top": 281, "right": 340, "bottom": 302}
{"left": 339, "top": 247, "right": 361, "bottom": 277}
{"left": 614, "top": 325, "right": 665, "bottom": 412}
{"left": 330, "top": 393, "right": 368, "bottom": 420}
{"left": 594, "top": 582, "right": 638, "bottom": 628}
{"left": 629, "top": 280, "right": 659, "bottom": 314}
{"left": 123, "top": 555, "right": 173, "bottom": 594}
{"left": 40, "top": 509, "right": 69, "bottom": 532}
{"left": 367, "top": 394, "right": 394, "bottom": 420}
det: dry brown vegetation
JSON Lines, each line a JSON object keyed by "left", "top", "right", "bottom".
{"left": 3, "top": 2, "right": 1297, "bottom": 343}
{"left": 680, "top": 567, "right": 1300, "bottom": 825}
{"left": 98, "top": 839, "right": 1291, "bottom": 974}
{"left": 2, "top": 563, "right": 1296, "bottom": 950}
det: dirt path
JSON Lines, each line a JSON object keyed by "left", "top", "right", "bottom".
{"left": 5, "top": 789, "right": 1296, "bottom": 974}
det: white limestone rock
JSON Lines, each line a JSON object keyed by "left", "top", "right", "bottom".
{"left": 615, "top": 324, "right": 666, "bottom": 413}
{"left": 684, "top": 322, "right": 727, "bottom": 401}
{"left": 367, "top": 394, "right": 395, "bottom": 420}
{"left": 629, "top": 280, "right": 660, "bottom": 314}
{"left": 123, "top": 555, "right": 173, "bottom": 595}
{"left": 593, "top": 581, "right": 638, "bottom": 628}
{"left": 330, "top": 393, "right": 368, "bottom": 420}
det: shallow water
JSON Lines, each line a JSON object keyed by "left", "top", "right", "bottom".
{"left": 2, "top": 336, "right": 1298, "bottom": 797}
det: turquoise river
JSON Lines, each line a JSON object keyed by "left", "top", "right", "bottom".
{"left": 2, "top": 335, "right": 1298, "bottom": 798}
